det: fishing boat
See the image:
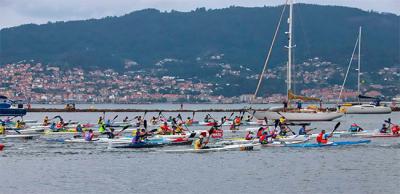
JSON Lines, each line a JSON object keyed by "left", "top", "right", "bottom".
{"left": 338, "top": 27, "right": 391, "bottom": 114}
{"left": 286, "top": 140, "right": 371, "bottom": 148}
{"left": 0, "top": 96, "right": 26, "bottom": 116}
{"left": 252, "top": 0, "right": 343, "bottom": 122}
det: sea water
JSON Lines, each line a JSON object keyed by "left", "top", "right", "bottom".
{"left": 0, "top": 104, "right": 399, "bottom": 194}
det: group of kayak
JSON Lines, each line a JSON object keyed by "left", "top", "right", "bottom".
{"left": 0, "top": 113, "right": 399, "bottom": 152}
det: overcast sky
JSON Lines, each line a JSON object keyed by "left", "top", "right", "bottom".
{"left": 1, "top": 0, "right": 399, "bottom": 29}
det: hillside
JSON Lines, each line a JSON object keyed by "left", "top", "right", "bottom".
{"left": 1, "top": 4, "right": 398, "bottom": 71}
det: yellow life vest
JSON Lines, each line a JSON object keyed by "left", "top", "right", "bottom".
{"left": 0, "top": 126, "right": 4, "bottom": 135}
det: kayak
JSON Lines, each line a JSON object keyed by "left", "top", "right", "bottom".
{"left": 0, "top": 134, "right": 41, "bottom": 139}
{"left": 276, "top": 135, "right": 310, "bottom": 142}
{"left": 164, "top": 143, "right": 257, "bottom": 153}
{"left": 365, "top": 133, "right": 400, "bottom": 138}
{"left": 64, "top": 137, "right": 132, "bottom": 143}
{"left": 111, "top": 141, "right": 163, "bottom": 149}
{"left": 261, "top": 140, "right": 308, "bottom": 147}
{"left": 286, "top": 140, "right": 371, "bottom": 148}
{"left": 6, "top": 128, "right": 45, "bottom": 134}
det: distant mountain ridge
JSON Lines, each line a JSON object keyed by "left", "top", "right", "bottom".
{"left": 0, "top": 4, "right": 399, "bottom": 72}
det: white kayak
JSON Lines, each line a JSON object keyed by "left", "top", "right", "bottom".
{"left": 0, "top": 134, "right": 41, "bottom": 139}
{"left": 276, "top": 135, "right": 310, "bottom": 142}
{"left": 7, "top": 128, "right": 45, "bottom": 134}
{"left": 164, "top": 143, "right": 258, "bottom": 153}
{"left": 64, "top": 137, "right": 132, "bottom": 143}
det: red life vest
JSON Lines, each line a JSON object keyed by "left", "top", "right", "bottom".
{"left": 56, "top": 123, "right": 62, "bottom": 128}
{"left": 234, "top": 118, "right": 241, "bottom": 125}
{"left": 259, "top": 134, "right": 267, "bottom": 143}
{"left": 316, "top": 133, "right": 328, "bottom": 144}
{"left": 257, "top": 129, "right": 263, "bottom": 138}
{"left": 392, "top": 125, "right": 400, "bottom": 134}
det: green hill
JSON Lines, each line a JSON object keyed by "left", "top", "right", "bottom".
{"left": 1, "top": 4, "right": 399, "bottom": 72}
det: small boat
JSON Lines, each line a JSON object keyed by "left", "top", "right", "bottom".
{"left": 0, "top": 96, "right": 26, "bottom": 116}
{"left": 164, "top": 143, "right": 257, "bottom": 153}
{"left": 286, "top": 140, "right": 371, "bottom": 148}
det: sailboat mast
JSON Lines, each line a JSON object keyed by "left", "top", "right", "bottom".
{"left": 287, "top": 0, "right": 293, "bottom": 99}
{"left": 357, "top": 26, "right": 362, "bottom": 96}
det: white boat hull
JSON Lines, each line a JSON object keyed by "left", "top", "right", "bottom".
{"left": 253, "top": 111, "right": 343, "bottom": 121}
{"left": 343, "top": 105, "right": 392, "bottom": 114}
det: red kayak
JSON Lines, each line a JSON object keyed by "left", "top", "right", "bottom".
{"left": 0, "top": 144, "right": 4, "bottom": 151}
{"left": 366, "top": 133, "right": 400, "bottom": 138}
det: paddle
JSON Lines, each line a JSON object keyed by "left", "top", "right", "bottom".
{"left": 227, "top": 112, "right": 235, "bottom": 121}
{"left": 112, "top": 115, "right": 119, "bottom": 123}
{"left": 330, "top": 122, "right": 341, "bottom": 137}
{"left": 115, "top": 125, "right": 132, "bottom": 136}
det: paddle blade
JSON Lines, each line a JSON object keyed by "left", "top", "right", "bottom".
{"left": 113, "top": 115, "right": 118, "bottom": 121}
{"left": 334, "top": 122, "right": 341, "bottom": 130}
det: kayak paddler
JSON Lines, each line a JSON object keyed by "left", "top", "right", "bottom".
{"left": 123, "top": 116, "right": 129, "bottom": 122}
{"left": 43, "top": 116, "right": 49, "bottom": 126}
{"left": 298, "top": 125, "right": 312, "bottom": 135}
{"left": 259, "top": 131, "right": 272, "bottom": 144}
{"left": 194, "top": 135, "right": 205, "bottom": 150}
{"left": 245, "top": 131, "right": 254, "bottom": 140}
{"left": 160, "top": 122, "right": 172, "bottom": 135}
{"left": 316, "top": 130, "right": 332, "bottom": 144}
{"left": 98, "top": 123, "right": 106, "bottom": 134}
{"left": 84, "top": 129, "right": 94, "bottom": 141}
{"left": 97, "top": 116, "right": 103, "bottom": 125}
{"left": 15, "top": 120, "right": 23, "bottom": 129}
{"left": 380, "top": 124, "right": 388, "bottom": 134}
{"left": 0, "top": 122, "right": 5, "bottom": 136}
{"left": 349, "top": 123, "right": 363, "bottom": 132}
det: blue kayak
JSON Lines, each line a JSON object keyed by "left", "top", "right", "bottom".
{"left": 286, "top": 140, "right": 371, "bottom": 148}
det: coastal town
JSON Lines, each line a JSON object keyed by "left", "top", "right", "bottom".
{"left": 1, "top": 57, "right": 398, "bottom": 104}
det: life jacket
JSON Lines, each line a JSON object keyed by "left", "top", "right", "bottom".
{"left": 161, "top": 125, "right": 170, "bottom": 132}
{"left": 186, "top": 119, "right": 193, "bottom": 125}
{"left": 257, "top": 129, "right": 264, "bottom": 138}
{"left": 85, "top": 132, "right": 93, "bottom": 141}
{"left": 316, "top": 133, "right": 328, "bottom": 144}
{"left": 392, "top": 125, "right": 400, "bottom": 134}
{"left": 98, "top": 124, "right": 106, "bottom": 133}
{"left": 234, "top": 118, "right": 241, "bottom": 125}
{"left": 279, "top": 117, "right": 286, "bottom": 124}
{"left": 259, "top": 134, "right": 268, "bottom": 144}
{"left": 56, "top": 123, "right": 62, "bottom": 129}
{"left": 194, "top": 139, "right": 203, "bottom": 150}
{"left": 0, "top": 126, "right": 4, "bottom": 134}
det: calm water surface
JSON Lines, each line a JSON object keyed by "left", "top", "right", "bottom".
{"left": 1, "top": 104, "right": 399, "bottom": 194}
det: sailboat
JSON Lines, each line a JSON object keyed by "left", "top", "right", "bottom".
{"left": 339, "top": 27, "right": 392, "bottom": 114}
{"left": 252, "top": 0, "right": 343, "bottom": 121}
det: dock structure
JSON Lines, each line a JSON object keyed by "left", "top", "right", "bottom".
{"left": 26, "top": 108, "right": 268, "bottom": 113}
